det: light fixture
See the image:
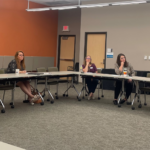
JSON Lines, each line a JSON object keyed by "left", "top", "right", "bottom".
{"left": 112, "top": 1, "right": 147, "bottom": 6}
{"left": 26, "top": 7, "right": 50, "bottom": 11}
{"left": 79, "top": 3, "right": 109, "bottom": 8}
{"left": 51, "top": 6, "right": 77, "bottom": 10}
{"left": 26, "top": 0, "right": 149, "bottom": 11}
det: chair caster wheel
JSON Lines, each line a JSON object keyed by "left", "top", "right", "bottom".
{"left": 55, "top": 93, "right": 57, "bottom": 95}
{"left": 1, "top": 109, "right": 5, "bottom": 113}
{"left": 144, "top": 103, "right": 147, "bottom": 106}
{"left": 101, "top": 95, "right": 104, "bottom": 97}
{"left": 40, "top": 102, "right": 44, "bottom": 105}
{"left": 138, "top": 104, "right": 142, "bottom": 108}
{"left": 47, "top": 99, "right": 50, "bottom": 101}
{"left": 51, "top": 101, "right": 54, "bottom": 104}
{"left": 132, "top": 106, "right": 135, "bottom": 110}
{"left": 78, "top": 98, "right": 81, "bottom": 101}
{"left": 63, "top": 94, "right": 65, "bottom": 97}
{"left": 118, "top": 104, "right": 121, "bottom": 107}
{"left": 66, "top": 95, "right": 68, "bottom": 97}
{"left": 42, "top": 94, "right": 45, "bottom": 98}
{"left": 56, "top": 96, "right": 58, "bottom": 99}
{"left": 82, "top": 97, "right": 84, "bottom": 99}
{"left": 98, "top": 97, "right": 100, "bottom": 100}
{"left": 85, "top": 94, "right": 88, "bottom": 96}
{"left": 137, "top": 100, "right": 139, "bottom": 102}
{"left": 11, "top": 105, "right": 14, "bottom": 109}
{"left": 10, "top": 102, "right": 13, "bottom": 105}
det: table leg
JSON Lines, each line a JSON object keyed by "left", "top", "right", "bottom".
{"left": 63, "top": 76, "right": 79, "bottom": 99}
{"left": 34, "top": 79, "right": 45, "bottom": 105}
{"left": 44, "top": 77, "right": 54, "bottom": 104}
{"left": 0, "top": 99, "right": 5, "bottom": 113}
{"left": 117, "top": 79, "right": 124, "bottom": 107}
{"left": 78, "top": 78, "right": 87, "bottom": 101}
{"left": 131, "top": 80, "right": 140, "bottom": 110}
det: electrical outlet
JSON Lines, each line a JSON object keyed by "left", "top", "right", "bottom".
{"left": 144, "top": 56, "right": 147, "bottom": 60}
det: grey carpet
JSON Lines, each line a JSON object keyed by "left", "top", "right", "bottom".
{"left": 0, "top": 82, "right": 150, "bottom": 150}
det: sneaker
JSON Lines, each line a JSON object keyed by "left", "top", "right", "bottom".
{"left": 113, "top": 100, "right": 118, "bottom": 105}
{"left": 92, "top": 96, "right": 95, "bottom": 100}
{"left": 120, "top": 99, "right": 126, "bottom": 104}
{"left": 87, "top": 96, "right": 91, "bottom": 100}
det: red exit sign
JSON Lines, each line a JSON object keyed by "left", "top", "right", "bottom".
{"left": 63, "top": 26, "right": 69, "bottom": 31}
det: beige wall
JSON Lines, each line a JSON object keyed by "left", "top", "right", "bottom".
{"left": 57, "top": 9, "right": 81, "bottom": 64}
{"left": 79, "top": 4, "right": 150, "bottom": 71}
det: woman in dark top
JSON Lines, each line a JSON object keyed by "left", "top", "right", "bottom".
{"left": 7, "top": 51, "right": 40, "bottom": 105}
{"left": 82, "top": 55, "right": 98, "bottom": 100}
{"left": 113, "top": 53, "right": 135, "bottom": 105}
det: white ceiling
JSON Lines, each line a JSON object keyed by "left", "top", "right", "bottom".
{"left": 29, "top": 0, "right": 132, "bottom": 6}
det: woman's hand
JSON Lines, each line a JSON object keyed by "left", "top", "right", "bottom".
{"left": 128, "top": 79, "right": 132, "bottom": 82}
{"left": 19, "top": 70, "right": 26, "bottom": 74}
{"left": 121, "top": 61, "right": 124, "bottom": 67}
{"left": 86, "top": 61, "right": 89, "bottom": 66}
{"left": 93, "top": 71, "right": 98, "bottom": 77}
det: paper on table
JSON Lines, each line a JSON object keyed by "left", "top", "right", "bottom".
{"left": 85, "top": 72, "right": 95, "bottom": 73}
{"left": 44, "top": 73, "right": 51, "bottom": 75}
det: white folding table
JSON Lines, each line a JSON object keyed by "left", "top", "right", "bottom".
{"left": 0, "top": 71, "right": 80, "bottom": 113}
{"left": 79, "top": 73, "right": 150, "bottom": 110}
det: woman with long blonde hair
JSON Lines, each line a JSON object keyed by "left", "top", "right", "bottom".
{"left": 7, "top": 51, "right": 40, "bottom": 105}
{"left": 82, "top": 55, "right": 98, "bottom": 100}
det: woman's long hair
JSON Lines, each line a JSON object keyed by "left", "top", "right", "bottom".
{"left": 83, "top": 55, "right": 92, "bottom": 67}
{"left": 15, "top": 51, "right": 26, "bottom": 70}
{"left": 116, "top": 53, "right": 128, "bottom": 67}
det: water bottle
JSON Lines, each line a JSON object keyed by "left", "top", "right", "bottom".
{"left": 80, "top": 65, "right": 83, "bottom": 72}
{"left": 123, "top": 68, "right": 127, "bottom": 76}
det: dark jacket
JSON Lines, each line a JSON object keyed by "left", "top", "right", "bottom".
{"left": 7, "top": 59, "right": 24, "bottom": 73}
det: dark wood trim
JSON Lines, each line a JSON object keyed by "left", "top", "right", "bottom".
{"left": 57, "top": 35, "right": 76, "bottom": 70}
{"left": 84, "top": 32, "right": 107, "bottom": 69}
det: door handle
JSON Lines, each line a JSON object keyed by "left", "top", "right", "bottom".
{"left": 101, "top": 59, "right": 105, "bottom": 64}
{"left": 103, "top": 59, "right": 105, "bottom": 64}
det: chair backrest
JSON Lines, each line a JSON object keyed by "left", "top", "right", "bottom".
{"left": 101, "top": 69, "right": 116, "bottom": 74}
{"left": 48, "top": 67, "right": 58, "bottom": 72}
{"left": 97, "top": 68, "right": 102, "bottom": 73}
{"left": 36, "top": 67, "right": 46, "bottom": 72}
{"left": 135, "top": 70, "right": 150, "bottom": 77}
{"left": 75, "top": 62, "right": 79, "bottom": 71}
{"left": 0, "top": 68, "right": 7, "bottom": 74}
{"left": 147, "top": 73, "right": 150, "bottom": 78}
{"left": 101, "top": 69, "right": 116, "bottom": 90}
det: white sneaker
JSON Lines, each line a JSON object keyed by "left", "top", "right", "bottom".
{"left": 87, "top": 96, "right": 91, "bottom": 100}
{"left": 92, "top": 96, "right": 95, "bottom": 100}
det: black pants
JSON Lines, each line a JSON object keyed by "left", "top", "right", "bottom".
{"left": 115, "top": 80, "right": 133, "bottom": 99}
{"left": 86, "top": 78, "right": 98, "bottom": 93}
